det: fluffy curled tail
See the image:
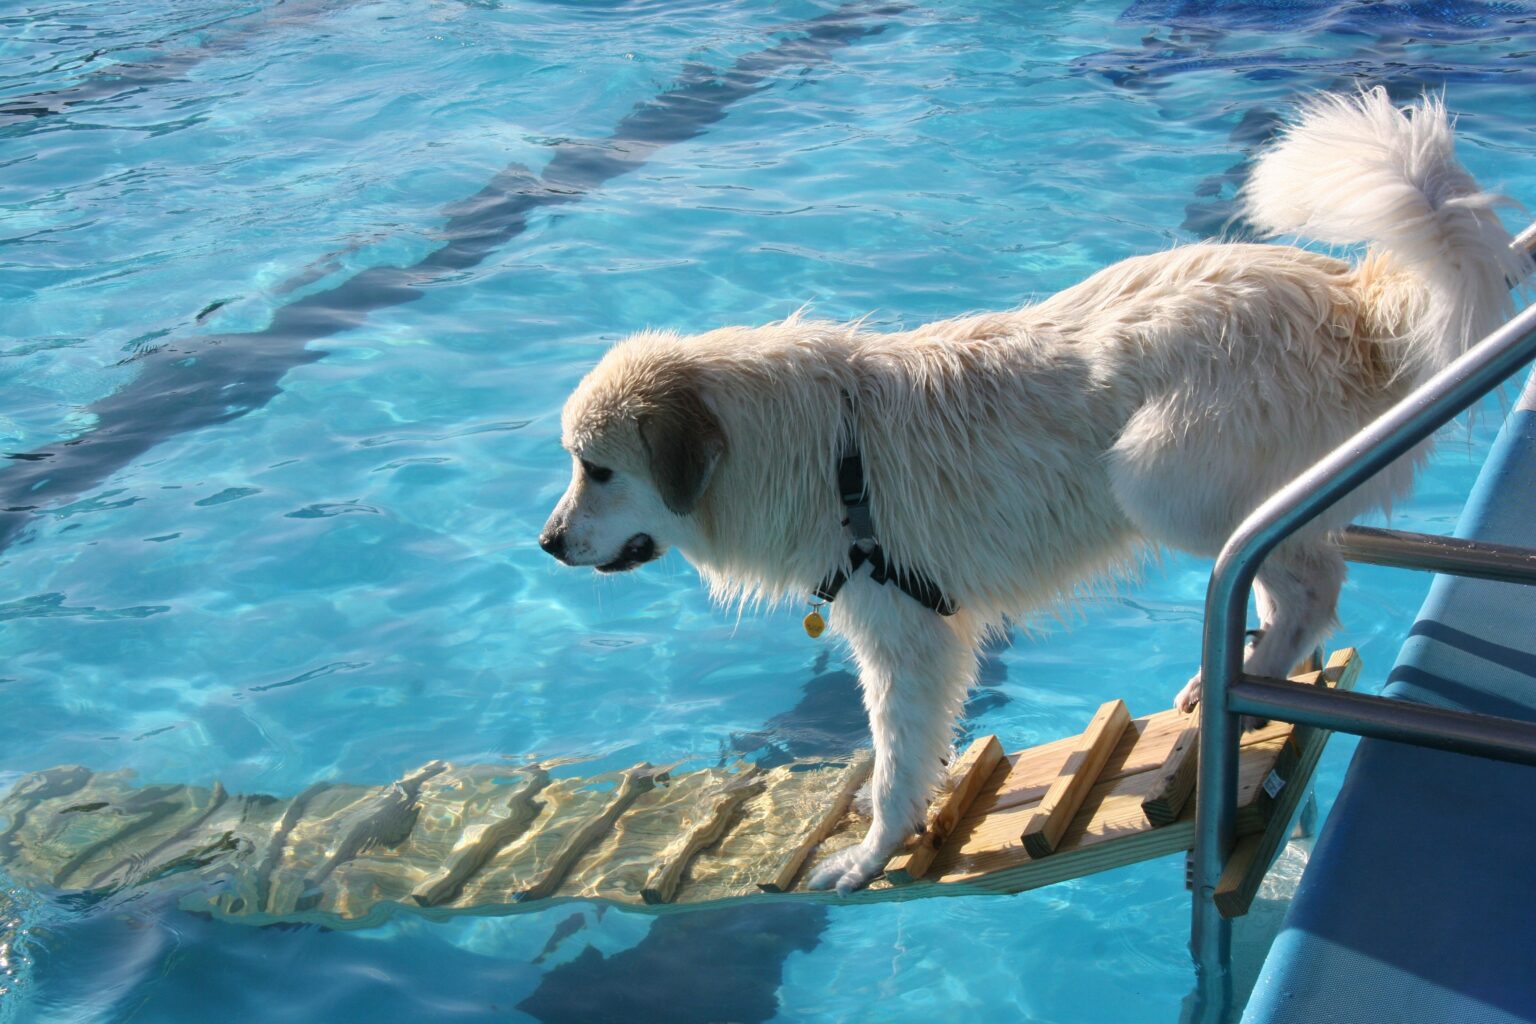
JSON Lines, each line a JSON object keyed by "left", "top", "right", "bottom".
{"left": 1243, "top": 88, "right": 1532, "bottom": 381}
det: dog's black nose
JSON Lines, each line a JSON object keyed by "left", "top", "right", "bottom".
{"left": 539, "top": 530, "right": 567, "bottom": 561}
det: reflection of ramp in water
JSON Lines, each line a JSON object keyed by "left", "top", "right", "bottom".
{"left": 0, "top": 651, "right": 1357, "bottom": 928}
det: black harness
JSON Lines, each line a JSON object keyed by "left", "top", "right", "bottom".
{"left": 812, "top": 445, "right": 957, "bottom": 616}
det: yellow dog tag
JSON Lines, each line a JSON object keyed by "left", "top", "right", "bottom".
{"left": 803, "top": 608, "right": 826, "bottom": 638}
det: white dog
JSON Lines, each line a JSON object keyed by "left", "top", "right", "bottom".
{"left": 540, "top": 90, "right": 1528, "bottom": 893}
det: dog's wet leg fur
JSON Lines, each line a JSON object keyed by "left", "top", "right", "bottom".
{"left": 806, "top": 575, "right": 983, "bottom": 894}
{"left": 1174, "top": 540, "right": 1344, "bottom": 714}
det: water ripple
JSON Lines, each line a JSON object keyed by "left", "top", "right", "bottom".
{"left": 0, "top": 593, "right": 169, "bottom": 622}
{"left": 356, "top": 420, "right": 530, "bottom": 448}
{"left": 283, "top": 501, "right": 382, "bottom": 519}
{"left": 247, "top": 661, "right": 370, "bottom": 694}
{"left": 192, "top": 486, "right": 260, "bottom": 506}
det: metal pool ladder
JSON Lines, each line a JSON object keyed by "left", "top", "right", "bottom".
{"left": 1189, "top": 221, "right": 1536, "bottom": 1024}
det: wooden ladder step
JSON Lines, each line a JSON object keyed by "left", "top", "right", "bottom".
{"left": 758, "top": 752, "right": 872, "bottom": 893}
{"left": 1021, "top": 700, "right": 1133, "bottom": 858}
{"left": 1142, "top": 716, "right": 1199, "bottom": 827}
{"left": 411, "top": 766, "right": 551, "bottom": 908}
{"left": 516, "top": 764, "right": 664, "bottom": 903}
{"left": 642, "top": 769, "right": 764, "bottom": 905}
{"left": 887, "top": 735, "right": 1005, "bottom": 885}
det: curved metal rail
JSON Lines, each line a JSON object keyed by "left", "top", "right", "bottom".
{"left": 1188, "top": 223, "right": 1536, "bottom": 1023}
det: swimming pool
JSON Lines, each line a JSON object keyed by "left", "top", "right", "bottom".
{"left": 2, "top": 0, "right": 1534, "bottom": 1020}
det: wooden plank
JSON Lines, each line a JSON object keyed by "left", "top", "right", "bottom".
{"left": 1021, "top": 700, "right": 1132, "bottom": 858}
{"left": 983, "top": 709, "right": 1291, "bottom": 815}
{"left": 936, "top": 727, "right": 1290, "bottom": 883}
{"left": 954, "top": 805, "right": 1200, "bottom": 896}
{"left": 515, "top": 765, "right": 662, "bottom": 903}
{"left": 758, "top": 752, "right": 871, "bottom": 893}
{"left": 641, "top": 771, "right": 763, "bottom": 905}
{"left": 887, "top": 735, "right": 1005, "bottom": 885}
{"left": 1140, "top": 646, "right": 1323, "bottom": 839}
{"left": 987, "top": 713, "right": 1179, "bottom": 813}
{"left": 410, "top": 768, "right": 550, "bottom": 908}
{"left": 1141, "top": 714, "right": 1199, "bottom": 827}
{"left": 1216, "top": 833, "right": 1265, "bottom": 907}
{"left": 1214, "top": 648, "right": 1361, "bottom": 918}
{"left": 1324, "top": 647, "right": 1362, "bottom": 690}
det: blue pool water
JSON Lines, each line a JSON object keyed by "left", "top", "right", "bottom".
{"left": 2, "top": 1, "right": 1534, "bottom": 1020}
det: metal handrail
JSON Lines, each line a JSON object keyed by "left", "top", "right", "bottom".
{"left": 1229, "top": 675, "right": 1536, "bottom": 765}
{"left": 1337, "top": 524, "right": 1536, "bottom": 585}
{"left": 1188, "top": 222, "right": 1536, "bottom": 1024}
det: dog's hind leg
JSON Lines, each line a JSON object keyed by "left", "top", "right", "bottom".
{"left": 1245, "top": 540, "right": 1344, "bottom": 680}
{"left": 1175, "top": 539, "right": 1343, "bottom": 712}
{"left": 806, "top": 577, "right": 982, "bottom": 894}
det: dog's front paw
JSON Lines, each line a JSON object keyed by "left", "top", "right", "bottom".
{"left": 806, "top": 838, "right": 893, "bottom": 895}
{"left": 1175, "top": 672, "right": 1202, "bottom": 713}
{"left": 1175, "top": 674, "right": 1268, "bottom": 731}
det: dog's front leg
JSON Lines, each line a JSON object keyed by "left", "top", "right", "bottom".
{"left": 806, "top": 577, "right": 980, "bottom": 894}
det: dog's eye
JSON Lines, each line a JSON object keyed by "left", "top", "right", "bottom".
{"left": 581, "top": 460, "right": 613, "bottom": 484}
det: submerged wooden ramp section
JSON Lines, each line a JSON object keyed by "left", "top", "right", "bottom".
{"left": 0, "top": 651, "right": 1358, "bottom": 929}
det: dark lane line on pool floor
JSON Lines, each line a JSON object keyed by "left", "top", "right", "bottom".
{"left": 0, "top": 1, "right": 908, "bottom": 554}
{"left": 0, "top": 0, "right": 350, "bottom": 129}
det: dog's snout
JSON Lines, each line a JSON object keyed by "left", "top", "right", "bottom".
{"left": 539, "top": 529, "right": 567, "bottom": 562}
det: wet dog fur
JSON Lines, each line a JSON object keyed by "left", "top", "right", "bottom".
{"left": 541, "top": 91, "right": 1529, "bottom": 892}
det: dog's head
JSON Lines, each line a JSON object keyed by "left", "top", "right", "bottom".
{"left": 540, "top": 347, "right": 725, "bottom": 573}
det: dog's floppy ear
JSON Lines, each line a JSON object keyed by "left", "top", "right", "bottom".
{"left": 638, "top": 385, "right": 725, "bottom": 515}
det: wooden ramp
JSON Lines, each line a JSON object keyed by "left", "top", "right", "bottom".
{"left": 0, "top": 651, "right": 1359, "bottom": 929}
